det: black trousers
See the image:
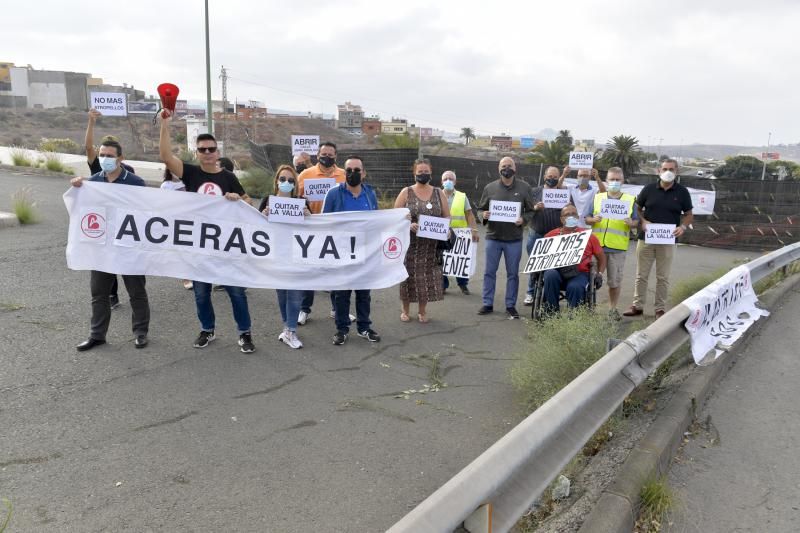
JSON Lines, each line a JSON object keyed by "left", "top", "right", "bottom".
{"left": 89, "top": 271, "right": 150, "bottom": 340}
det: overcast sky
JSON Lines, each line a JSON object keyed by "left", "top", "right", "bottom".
{"left": 4, "top": 0, "right": 798, "bottom": 146}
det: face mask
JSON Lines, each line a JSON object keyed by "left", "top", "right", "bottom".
{"left": 564, "top": 216, "right": 580, "bottom": 228}
{"left": 660, "top": 170, "right": 676, "bottom": 183}
{"left": 500, "top": 168, "right": 515, "bottom": 179}
{"left": 580, "top": 177, "right": 590, "bottom": 187}
{"left": 442, "top": 180, "right": 455, "bottom": 191}
{"left": 318, "top": 156, "right": 335, "bottom": 168}
{"left": 99, "top": 156, "right": 118, "bottom": 173}
{"left": 346, "top": 169, "right": 362, "bottom": 187}
{"left": 415, "top": 173, "right": 431, "bottom": 184}
{"left": 278, "top": 181, "right": 295, "bottom": 194}
{"left": 295, "top": 164, "right": 307, "bottom": 174}
{"left": 545, "top": 178, "right": 559, "bottom": 187}
{"left": 607, "top": 181, "right": 622, "bottom": 193}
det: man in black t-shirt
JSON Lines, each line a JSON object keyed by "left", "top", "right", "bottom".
{"left": 159, "top": 110, "right": 256, "bottom": 353}
{"left": 623, "top": 159, "right": 694, "bottom": 320}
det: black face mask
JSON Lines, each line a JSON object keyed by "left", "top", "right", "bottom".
{"left": 295, "top": 164, "right": 307, "bottom": 174}
{"left": 415, "top": 173, "right": 431, "bottom": 184}
{"left": 346, "top": 169, "right": 362, "bottom": 187}
{"left": 545, "top": 178, "right": 559, "bottom": 187}
{"left": 500, "top": 168, "right": 515, "bottom": 179}
{"left": 319, "top": 156, "right": 335, "bottom": 168}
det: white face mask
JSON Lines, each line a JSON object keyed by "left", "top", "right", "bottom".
{"left": 660, "top": 170, "right": 676, "bottom": 183}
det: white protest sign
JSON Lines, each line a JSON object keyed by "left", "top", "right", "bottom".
{"left": 569, "top": 151, "right": 594, "bottom": 169}
{"left": 683, "top": 265, "right": 769, "bottom": 364}
{"left": 543, "top": 188, "right": 571, "bottom": 209}
{"left": 690, "top": 190, "right": 715, "bottom": 215}
{"left": 417, "top": 215, "right": 450, "bottom": 241}
{"left": 523, "top": 230, "right": 590, "bottom": 274}
{"left": 599, "top": 198, "right": 630, "bottom": 220}
{"left": 644, "top": 223, "right": 676, "bottom": 244}
{"left": 268, "top": 196, "right": 306, "bottom": 224}
{"left": 442, "top": 228, "right": 477, "bottom": 278}
{"left": 303, "top": 178, "right": 336, "bottom": 201}
{"left": 90, "top": 92, "right": 128, "bottom": 116}
{"left": 63, "top": 182, "right": 411, "bottom": 290}
{"left": 489, "top": 200, "right": 521, "bottom": 223}
{"left": 291, "top": 135, "right": 320, "bottom": 156}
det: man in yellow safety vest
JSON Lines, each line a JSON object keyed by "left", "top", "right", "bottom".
{"left": 584, "top": 167, "right": 637, "bottom": 320}
{"left": 441, "top": 170, "right": 479, "bottom": 295}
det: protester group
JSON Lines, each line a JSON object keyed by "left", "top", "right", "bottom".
{"left": 70, "top": 109, "right": 694, "bottom": 353}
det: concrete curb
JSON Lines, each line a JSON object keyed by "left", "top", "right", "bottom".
{"left": 0, "top": 211, "right": 19, "bottom": 228}
{"left": 578, "top": 272, "right": 800, "bottom": 533}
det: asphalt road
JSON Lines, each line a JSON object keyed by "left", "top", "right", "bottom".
{"left": 0, "top": 170, "right": 751, "bottom": 532}
{"left": 666, "top": 286, "right": 800, "bottom": 533}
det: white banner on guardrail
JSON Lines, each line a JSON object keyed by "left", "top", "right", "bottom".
{"left": 683, "top": 265, "right": 769, "bottom": 364}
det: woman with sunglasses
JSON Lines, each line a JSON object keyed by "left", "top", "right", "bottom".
{"left": 259, "top": 165, "right": 311, "bottom": 349}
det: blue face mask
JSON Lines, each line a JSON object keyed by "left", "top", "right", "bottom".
{"left": 565, "top": 216, "right": 580, "bottom": 228}
{"left": 99, "top": 156, "right": 118, "bottom": 173}
{"left": 442, "top": 180, "right": 455, "bottom": 191}
{"left": 607, "top": 181, "right": 622, "bottom": 193}
{"left": 278, "top": 181, "right": 295, "bottom": 194}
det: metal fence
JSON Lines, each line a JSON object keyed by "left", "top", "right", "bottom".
{"left": 386, "top": 242, "right": 800, "bottom": 533}
{"left": 248, "top": 143, "right": 800, "bottom": 250}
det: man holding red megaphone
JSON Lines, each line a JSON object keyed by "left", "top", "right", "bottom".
{"left": 159, "top": 99, "right": 257, "bottom": 354}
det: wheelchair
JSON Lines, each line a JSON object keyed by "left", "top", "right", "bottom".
{"left": 529, "top": 260, "right": 601, "bottom": 320}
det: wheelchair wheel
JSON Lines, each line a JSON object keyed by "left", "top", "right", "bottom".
{"left": 585, "top": 264, "right": 598, "bottom": 309}
{"left": 531, "top": 271, "right": 546, "bottom": 320}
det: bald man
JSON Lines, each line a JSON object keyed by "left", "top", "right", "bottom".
{"left": 476, "top": 157, "right": 536, "bottom": 319}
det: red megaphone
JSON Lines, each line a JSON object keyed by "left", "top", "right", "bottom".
{"left": 157, "top": 83, "right": 180, "bottom": 117}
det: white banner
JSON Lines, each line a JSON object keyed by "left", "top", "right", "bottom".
{"left": 564, "top": 178, "right": 716, "bottom": 216}
{"left": 417, "top": 215, "right": 449, "bottom": 241}
{"left": 442, "top": 228, "right": 477, "bottom": 278}
{"left": 684, "top": 265, "right": 769, "bottom": 364}
{"left": 523, "top": 230, "right": 590, "bottom": 274}
{"left": 291, "top": 135, "right": 320, "bottom": 156}
{"left": 90, "top": 92, "right": 128, "bottom": 116}
{"left": 64, "top": 183, "right": 411, "bottom": 290}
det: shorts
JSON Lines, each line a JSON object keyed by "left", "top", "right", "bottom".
{"left": 606, "top": 251, "right": 626, "bottom": 289}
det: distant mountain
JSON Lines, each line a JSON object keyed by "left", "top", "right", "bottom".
{"left": 652, "top": 144, "right": 800, "bottom": 163}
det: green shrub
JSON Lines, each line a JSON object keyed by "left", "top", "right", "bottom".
{"left": 12, "top": 187, "right": 38, "bottom": 224}
{"left": 43, "top": 152, "right": 67, "bottom": 172}
{"left": 178, "top": 149, "right": 197, "bottom": 164}
{"left": 175, "top": 132, "right": 187, "bottom": 144}
{"left": 636, "top": 476, "right": 674, "bottom": 532}
{"left": 511, "top": 307, "right": 616, "bottom": 412}
{"left": 38, "top": 137, "right": 81, "bottom": 154}
{"left": 9, "top": 146, "right": 33, "bottom": 167}
{"left": 239, "top": 165, "right": 274, "bottom": 198}
{"left": 377, "top": 189, "right": 395, "bottom": 209}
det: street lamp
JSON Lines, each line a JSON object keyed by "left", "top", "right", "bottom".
{"left": 204, "top": 0, "right": 213, "bottom": 134}
{"left": 760, "top": 132, "right": 771, "bottom": 181}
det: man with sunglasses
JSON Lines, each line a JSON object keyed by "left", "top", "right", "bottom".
{"left": 159, "top": 111, "right": 256, "bottom": 353}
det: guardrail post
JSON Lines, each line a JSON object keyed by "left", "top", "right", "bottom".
{"left": 464, "top": 503, "right": 492, "bottom": 533}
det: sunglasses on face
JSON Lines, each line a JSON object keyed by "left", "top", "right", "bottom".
{"left": 278, "top": 176, "right": 296, "bottom": 183}
{"left": 197, "top": 146, "right": 218, "bottom": 154}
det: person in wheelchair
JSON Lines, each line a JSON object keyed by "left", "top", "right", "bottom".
{"left": 542, "top": 205, "right": 606, "bottom": 315}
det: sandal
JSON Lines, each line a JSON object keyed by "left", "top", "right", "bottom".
{"left": 418, "top": 313, "right": 429, "bottom": 323}
{"left": 400, "top": 312, "right": 410, "bottom": 322}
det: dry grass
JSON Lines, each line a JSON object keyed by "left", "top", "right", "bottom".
{"left": 12, "top": 187, "right": 38, "bottom": 224}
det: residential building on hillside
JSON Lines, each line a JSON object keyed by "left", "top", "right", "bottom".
{"left": 337, "top": 101, "right": 364, "bottom": 133}
{"left": 491, "top": 135, "right": 513, "bottom": 150}
{"left": 362, "top": 115, "right": 381, "bottom": 136}
{"left": 381, "top": 117, "right": 408, "bottom": 135}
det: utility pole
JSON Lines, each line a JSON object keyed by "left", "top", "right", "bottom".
{"left": 220, "top": 65, "right": 228, "bottom": 155}
{"left": 250, "top": 99, "right": 258, "bottom": 143}
{"left": 761, "top": 132, "right": 771, "bottom": 181}
{"left": 204, "top": 0, "right": 213, "bottom": 134}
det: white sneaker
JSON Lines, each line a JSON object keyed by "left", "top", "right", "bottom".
{"left": 279, "top": 330, "right": 303, "bottom": 349}
{"left": 329, "top": 309, "right": 356, "bottom": 321}
{"left": 298, "top": 311, "right": 309, "bottom": 325}
{"left": 523, "top": 294, "right": 534, "bottom": 306}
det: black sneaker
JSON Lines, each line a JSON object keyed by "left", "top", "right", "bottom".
{"left": 357, "top": 329, "right": 381, "bottom": 342}
{"left": 238, "top": 332, "right": 255, "bottom": 353}
{"left": 193, "top": 330, "right": 215, "bottom": 348}
{"left": 109, "top": 294, "right": 120, "bottom": 310}
{"left": 460, "top": 286, "right": 470, "bottom": 295}
{"left": 477, "top": 305, "right": 494, "bottom": 315}
{"left": 332, "top": 331, "right": 348, "bottom": 345}
{"left": 506, "top": 306, "right": 520, "bottom": 319}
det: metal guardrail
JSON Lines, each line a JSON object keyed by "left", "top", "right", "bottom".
{"left": 388, "top": 242, "right": 800, "bottom": 533}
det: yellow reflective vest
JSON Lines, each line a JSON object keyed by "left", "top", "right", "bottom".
{"left": 449, "top": 191, "right": 468, "bottom": 228}
{"left": 591, "top": 192, "right": 635, "bottom": 251}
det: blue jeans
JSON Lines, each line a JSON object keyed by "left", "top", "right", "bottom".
{"left": 276, "top": 289, "right": 302, "bottom": 331}
{"left": 333, "top": 290, "right": 371, "bottom": 333}
{"left": 442, "top": 275, "right": 468, "bottom": 289}
{"left": 542, "top": 270, "right": 590, "bottom": 314}
{"left": 193, "top": 281, "right": 251, "bottom": 334}
{"left": 526, "top": 231, "right": 543, "bottom": 296}
{"left": 482, "top": 238, "right": 523, "bottom": 308}
{"left": 301, "top": 290, "right": 335, "bottom": 314}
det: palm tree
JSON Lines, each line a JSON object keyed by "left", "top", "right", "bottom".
{"left": 525, "top": 140, "right": 570, "bottom": 166}
{"left": 601, "top": 135, "right": 644, "bottom": 176}
{"left": 460, "top": 127, "right": 476, "bottom": 145}
{"left": 555, "top": 129, "right": 573, "bottom": 149}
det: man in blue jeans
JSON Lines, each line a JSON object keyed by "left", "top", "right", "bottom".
{"left": 322, "top": 154, "right": 381, "bottom": 345}
{"left": 476, "top": 157, "right": 535, "bottom": 319}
